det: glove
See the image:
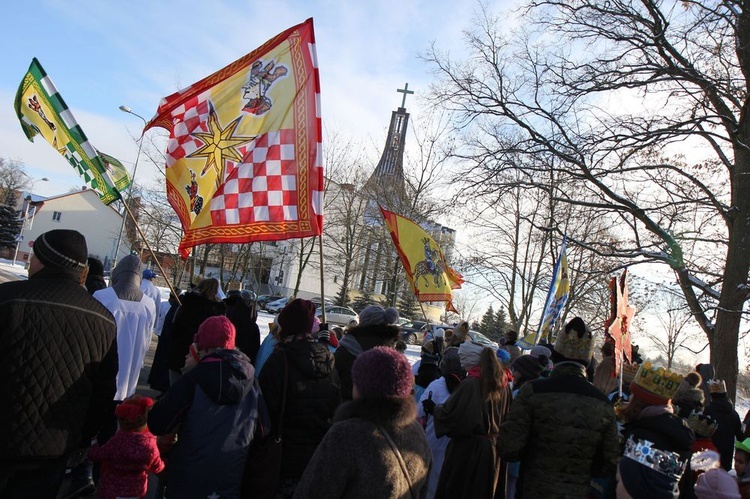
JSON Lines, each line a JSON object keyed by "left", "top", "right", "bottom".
{"left": 422, "top": 391, "right": 436, "bottom": 415}
{"left": 318, "top": 330, "right": 331, "bottom": 343}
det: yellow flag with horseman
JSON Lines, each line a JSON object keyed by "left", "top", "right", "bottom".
{"left": 380, "top": 207, "right": 463, "bottom": 311}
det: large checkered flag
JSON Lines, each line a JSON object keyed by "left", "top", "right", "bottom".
{"left": 14, "top": 58, "right": 131, "bottom": 205}
{"left": 145, "top": 18, "right": 323, "bottom": 258}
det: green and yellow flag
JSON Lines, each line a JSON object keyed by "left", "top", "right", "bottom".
{"left": 14, "top": 58, "right": 131, "bottom": 205}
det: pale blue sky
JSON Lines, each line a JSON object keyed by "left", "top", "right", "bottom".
{"left": 0, "top": 0, "right": 516, "bottom": 197}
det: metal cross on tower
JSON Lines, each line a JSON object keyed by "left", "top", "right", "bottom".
{"left": 397, "top": 83, "right": 414, "bottom": 109}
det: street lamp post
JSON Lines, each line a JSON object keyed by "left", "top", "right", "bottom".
{"left": 12, "top": 176, "right": 49, "bottom": 266}
{"left": 111, "top": 105, "right": 147, "bottom": 270}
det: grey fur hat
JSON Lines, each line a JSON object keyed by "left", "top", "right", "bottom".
{"left": 358, "top": 305, "right": 399, "bottom": 327}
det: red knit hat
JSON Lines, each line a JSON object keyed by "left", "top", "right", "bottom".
{"left": 194, "top": 316, "right": 236, "bottom": 351}
{"left": 278, "top": 298, "right": 317, "bottom": 336}
{"left": 352, "top": 346, "right": 413, "bottom": 398}
{"left": 115, "top": 395, "right": 154, "bottom": 430}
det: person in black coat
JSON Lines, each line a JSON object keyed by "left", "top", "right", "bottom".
{"left": 148, "top": 287, "right": 181, "bottom": 393}
{"left": 704, "top": 380, "right": 743, "bottom": 470}
{"left": 166, "top": 278, "right": 226, "bottom": 384}
{"left": 85, "top": 257, "right": 107, "bottom": 295}
{"left": 224, "top": 289, "right": 261, "bottom": 363}
{"left": 0, "top": 230, "right": 118, "bottom": 498}
{"left": 259, "top": 298, "right": 340, "bottom": 498}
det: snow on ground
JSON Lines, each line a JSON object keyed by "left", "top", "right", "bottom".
{"left": 0, "top": 258, "right": 29, "bottom": 280}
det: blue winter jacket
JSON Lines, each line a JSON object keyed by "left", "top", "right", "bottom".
{"left": 149, "top": 349, "right": 260, "bottom": 499}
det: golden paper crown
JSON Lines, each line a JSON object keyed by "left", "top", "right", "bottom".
{"left": 687, "top": 411, "right": 718, "bottom": 438}
{"left": 554, "top": 318, "right": 594, "bottom": 361}
{"left": 708, "top": 379, "right": 726, "bottom": 394}
{"left": 632, "top": 362, "right": 683, "bottom": 402}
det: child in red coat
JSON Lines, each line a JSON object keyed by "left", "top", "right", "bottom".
{"left": 88, "top": 395, "right": 165, "bottom": 499}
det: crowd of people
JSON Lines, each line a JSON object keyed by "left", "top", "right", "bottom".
{"left": 3, "top": 228, "right": 750, "bottom": 499}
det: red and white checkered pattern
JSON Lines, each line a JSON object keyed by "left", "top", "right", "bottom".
{"left": 165, "top": 92, "right": 212, "bottom": 168}
{"left": 210, "top": 129, "right": 301, "bottom": 225}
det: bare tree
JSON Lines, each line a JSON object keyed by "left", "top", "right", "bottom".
{"left": 426, "top": 1, "right": 750, "bottom": 398}
{"left": 324, "top": 175, "right": 370, "bottom": 305}
{"left": 645, "top": 290, "right": 707, "bottom": 369}
{"left": 291, "top": 237, "right": 317, "bottom": 298}
{"left": 457, "top": 162, "right": 617, "bottom": 335}
{"left": 0, "top": 158, "right": 29, "bottom": 207}
{"left": 450, "top": 288, "right": 483, "bottom": 324}
{"left": 320, "top": 127, "right": 372, "bottom": 305}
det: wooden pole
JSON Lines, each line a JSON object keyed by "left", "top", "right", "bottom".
{"left": 618, "top": 350, "right": 624, "bottom": 400}
{"left": 418, "top": 301, "right": 430, "bottom": 323}
{"left": 121, "top": 201, "right": 182, "bottom": 306}
{"left": 317, "top": 234, "right": 326, "bottom": 324}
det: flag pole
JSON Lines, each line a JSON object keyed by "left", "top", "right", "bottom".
{"left": 121, "top": 201, "right": 182, "bottom": 306}
{"left": 418, "top": 302, "right": 430, "bottom": 323}
{"left": 112, "top": 106, "right": 146, "bottom": 270}
{"left": 618, "top": 350, "right": 624, "bottom": 400}
{"left": 317, "top": 234, "right": 326, "bottom": 324}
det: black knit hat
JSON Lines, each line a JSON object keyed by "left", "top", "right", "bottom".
{"left": 33, "top": 230, "right": 88, "bottom": 272}
{"left": 87, "top": 257, "right": 104, "bottom": 277}
{"left": 512, "top": 354, "right": 545, "bottom": 381}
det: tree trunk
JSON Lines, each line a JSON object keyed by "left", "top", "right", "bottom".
{"left": 714, "top": 147, "right": 750, "bottom": 401}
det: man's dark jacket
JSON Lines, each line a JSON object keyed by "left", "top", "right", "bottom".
{"left": 0, "top": 268, "right": 118, "bottom": 463}
{"left": 498, "top": 361, "right": 620, "bottom": 498}
{"left": 705, "top": 394, "right": 743, "bottom": 470}
{"left": 167, "top": 291, "right": 226, "bottom": 371}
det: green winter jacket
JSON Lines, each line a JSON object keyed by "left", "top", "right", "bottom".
{"left": 498, "top": 361, "right": 619, "bottom": 499}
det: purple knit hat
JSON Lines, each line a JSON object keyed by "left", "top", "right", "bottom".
{"left": 352, "top": 346, "right": 413, "bottom": 398}
{"left": 278, "top": 298, "right": 317, "bottom": 336}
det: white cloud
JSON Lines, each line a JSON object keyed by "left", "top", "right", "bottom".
{"left": 0, "top": 0, "right": 515, "bottom": 194}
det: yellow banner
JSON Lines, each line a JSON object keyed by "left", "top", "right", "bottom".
{"left": 381, "top": 207, "right": 462, "bottom": 310}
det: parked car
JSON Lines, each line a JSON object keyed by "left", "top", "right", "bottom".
{"left": 265, "top": 297, "right": 290, "bottom": 313}
{"left": 316, "top": 305, "right": 359, "bottom": 326}
{"left": 400, "top": 320, "right": 429, "bottom": 345}
{"left": 310, "top": 296, "right": 334, "bottom": 307}
{"left": 258, "top": 294, "right": 284, "bottom": 310}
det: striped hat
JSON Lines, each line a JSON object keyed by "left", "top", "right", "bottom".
{"left": 33, "top": 230, "right": 88, "bottom": 272}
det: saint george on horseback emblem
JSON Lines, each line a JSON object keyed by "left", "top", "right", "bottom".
{"left": 242, "top": 59, "right": 288, "bottom": 116}
{"left": 413, "top": 238, "right": 445, "bottom": 288}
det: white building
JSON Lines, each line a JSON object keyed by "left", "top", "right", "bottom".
{"left": 15, "top": 188, "right": 132, "bottom": 268}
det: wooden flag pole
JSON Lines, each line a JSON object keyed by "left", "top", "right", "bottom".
{"left": 418, "top": 302, "right": 430, "bottom": 323}
{"left": 618, "top": 350, "right": 624, "bottom": 400}
{"left": 121, "top": 201, "right": 182, "bottom": 306}
{"left": 317, "top": 234, "right": 326, "bottom": 324}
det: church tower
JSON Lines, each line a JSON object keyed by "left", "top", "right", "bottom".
{"left": 367, "top": 83, "right": 413, "bottom": 189}
{"left": 358, "top": 84, "right": 414, "bottom": 298}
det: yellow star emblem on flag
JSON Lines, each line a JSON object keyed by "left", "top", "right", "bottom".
{"left": 189, "top": 111, "right": 253, "bottom": 187}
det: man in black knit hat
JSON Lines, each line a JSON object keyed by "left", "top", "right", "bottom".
{"left": 0, "top": 229, "right": 118, "bottom": 498}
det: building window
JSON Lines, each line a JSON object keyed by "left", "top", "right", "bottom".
{"left": 52, "top": 211, "right": 62, "bottom": 222}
